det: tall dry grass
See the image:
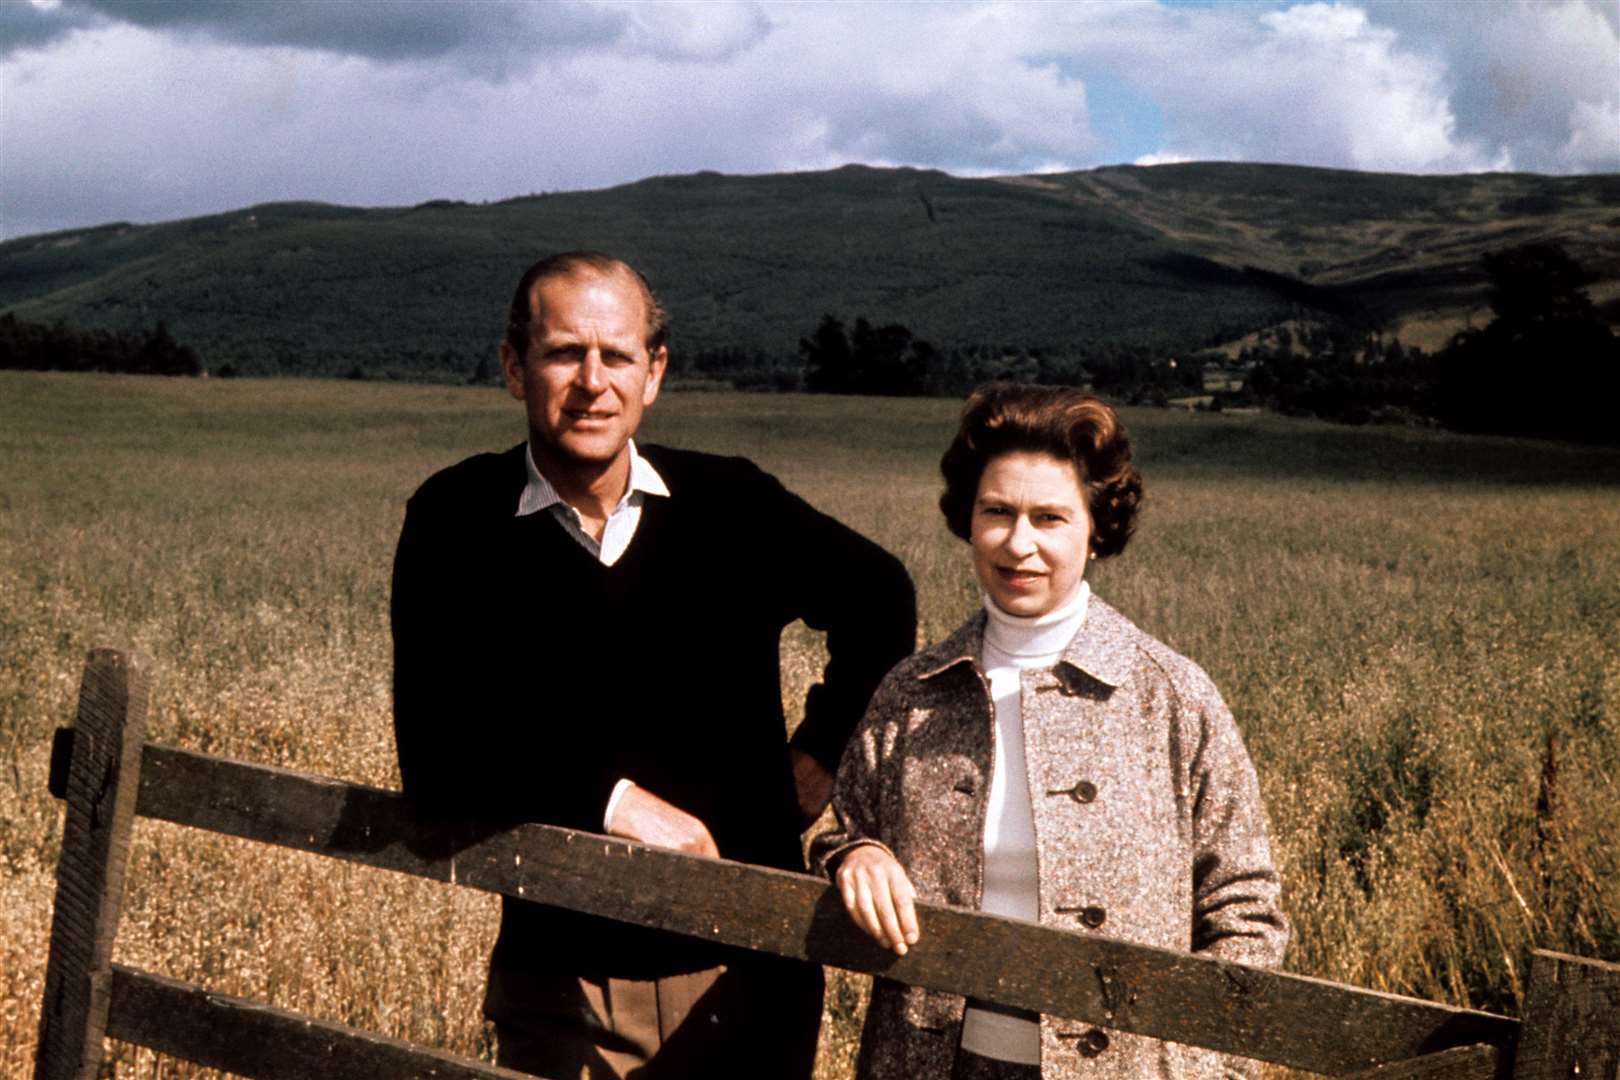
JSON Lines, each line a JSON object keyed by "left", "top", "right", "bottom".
{"left": 2, "top": 371, "right": 1617, "bottom": 1077}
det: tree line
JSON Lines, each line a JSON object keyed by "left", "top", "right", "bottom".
{"left": 791, "top": 243, "right": 1619, "bottom": 444}
{"left": 0, "top": 314, "right": 203, "bottom": 376}
{"left": 7, "top": 242, "right": 1614, "bottom": 444}
{"left": 794, "top": 315, "right": 1206, "bottom": 402}
{"left": 1218, "top": 244, "right": 1619, "bottom": 443}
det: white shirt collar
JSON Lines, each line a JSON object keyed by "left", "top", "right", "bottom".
{"left": 516, "top": 439, "right": 669, "bottom": 518}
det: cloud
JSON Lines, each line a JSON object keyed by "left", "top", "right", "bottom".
{"left": 1361, "top": 0, "right": 1619, "bottom": 173}
{"left": 746, "top": 4, "right": 1095, "bottom": 174}
{"left": 0, "top": 5, "right": 1098, "bottom": 238}
{"left": 4, "top": 0, "right": 772, "bottom": 69}
{"left": 0, "top": 0, "right": 99, "bottom": 55}
{"left": 1, "top": 0, "right": 1614, "bottom": 240}
{"left": 1084, "top": 2, "right": 1509, "bottom": 173}
{"left": 612, "top": 1, "right": 774, "bottom": 63}
{"left": 1562, "top": 98, "right": 1620, "bottom": 171}
{"left": 1134, "top": 152, "right": 1195, "bottom": 167}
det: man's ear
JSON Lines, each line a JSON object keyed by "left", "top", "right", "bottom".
{"left": 499, "top": 342, "right": 525, "bottom": 401}
{"left": 643, "top": 345, "right": 668, "bottom": 406}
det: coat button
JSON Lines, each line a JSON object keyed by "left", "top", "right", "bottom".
{"left": 1080, "top": 1028, "right": 1110, "bottom": 1056}
{"left": 1080, "top": 906, "right": 1106, "bottom": 929}
{"left": 1046, "top": 780, "right": 1097, "bottom": 804}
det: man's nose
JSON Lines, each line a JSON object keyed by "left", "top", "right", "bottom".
{"left": 574, "top": 350, "right": 607, "bottom": 394}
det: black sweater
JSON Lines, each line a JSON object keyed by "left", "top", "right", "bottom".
{"left": 391, "top": 443, "right": 916, "bottom": 976}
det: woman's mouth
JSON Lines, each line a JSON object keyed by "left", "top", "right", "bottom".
{"left": 996, "top": 567, "right": 1045, "bottom": 588}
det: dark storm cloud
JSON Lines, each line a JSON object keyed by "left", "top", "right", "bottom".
{"left": 0, "top": 1, "right": 99, "bottom": 54}
{"left": 74, "top": 0, "right": 619, "bottom": 62}
{"left": 3, "top": 1, "right": 774, "bottom": 68}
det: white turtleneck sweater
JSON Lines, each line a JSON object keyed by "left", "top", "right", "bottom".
{"left": 959, "top": 580, "right": 1090, "bottom": 1065}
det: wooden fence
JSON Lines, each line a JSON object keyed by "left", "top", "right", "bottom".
{"left": 35, "top": 649, "right": 1620, "bottom": 1079}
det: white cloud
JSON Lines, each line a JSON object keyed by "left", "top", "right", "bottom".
{"left": 0, "top": 4, "right": 1102, "bottom": 238}
{"left": 1361, "top": 0, "right": 1618, "bottom": 174}
{"left": 716, "top": 4, "right": 1096, "bottom": 175}
{"left": 1, "top": 0, "right": 1615, "bottom": 240}
{"left": 1561, "top": 99, "right": 1620, "bottom": 171}
{"left": 1134, "top": 152, "right": 1196, "bottom": 167}
{"left": 611, "top": 1, "right": 773, "bottom": 63}
{"left": 1101, "top": 2, "right": 1507, "bottom": 173}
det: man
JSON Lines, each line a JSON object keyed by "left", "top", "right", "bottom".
{"left": 391, "top": 252, "right": 916, "bottom": 1078}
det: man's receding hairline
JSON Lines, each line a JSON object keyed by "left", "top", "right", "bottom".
{"left": 505, "top": 251, "right": 668, "bottom": 361}
{"left": 529, "top": 262, "right": 642, "bottom": 304}
{"left": 524, "top": 264, "right": 657, "bottom": 343}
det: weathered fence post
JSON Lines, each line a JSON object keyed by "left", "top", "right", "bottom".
{"left": 34, "top": 649, "right": 150, "bottom": 1080}
{"left": 1513, "top": 949, "right": 1620, "bottom": 1079}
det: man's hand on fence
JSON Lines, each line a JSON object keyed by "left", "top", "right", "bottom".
{"left": 836, "top": 844, "right": 920, "bottom": 956}
{"left": 606, "top": 783, "right": 720, "bottom": 858}
{"left": 790, "top": 747, "right": 835, "bottom": 831}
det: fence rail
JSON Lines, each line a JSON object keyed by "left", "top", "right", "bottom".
{"left": 35, "top": 649, "right": 1620, "bottom": 1080}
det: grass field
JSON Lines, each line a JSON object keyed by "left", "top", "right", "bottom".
{"left": 3, "top": 370, "right": 1618, "bottom": 1077}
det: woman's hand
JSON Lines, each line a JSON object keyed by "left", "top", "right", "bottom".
{"left": 836, "top": 844, "right": 920, "bottom": 955}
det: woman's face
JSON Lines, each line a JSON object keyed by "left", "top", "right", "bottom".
{"left": 971, "top": 451, "right": 1093, "bottom": 618}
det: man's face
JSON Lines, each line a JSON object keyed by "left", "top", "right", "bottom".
{"left": 501, "top": 270, "right": 666, "bottom": 473}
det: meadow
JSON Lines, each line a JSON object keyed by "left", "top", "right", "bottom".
{"left": 2, "top": 370, "right": 1618, "bottom": 1078}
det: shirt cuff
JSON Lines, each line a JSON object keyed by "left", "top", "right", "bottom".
{"left": 603, "top": 777, "right": 635, "bottom": 833}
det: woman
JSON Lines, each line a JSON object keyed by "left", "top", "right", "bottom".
{"left": 811, "top": 384, "right": 1288, "bottom": 1080}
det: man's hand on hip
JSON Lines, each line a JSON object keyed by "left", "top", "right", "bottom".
{"left": 790, "top": 746, "right": 835, "bottom": 831}
{"left": 607, "top": 783, "right": 720, "bottom": 858}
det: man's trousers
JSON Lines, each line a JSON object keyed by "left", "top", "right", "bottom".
{"left": 486, "top": 957, "right": 824, "bottom": 1079}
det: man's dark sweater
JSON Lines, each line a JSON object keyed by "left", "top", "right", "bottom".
{"left": 391, "top": 442, "right": 916, "bottom": 978}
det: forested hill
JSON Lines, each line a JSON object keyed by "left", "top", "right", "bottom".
{"left": 2, "top": 163, "right": 1616, "bottom": 379}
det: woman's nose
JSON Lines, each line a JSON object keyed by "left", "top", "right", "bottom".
{"left": 1004, "top": 516, "right": 1037, "bottom": 554}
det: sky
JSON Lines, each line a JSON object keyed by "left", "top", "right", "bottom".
{"left": 2, "top": 0, "right": 1617, "bottom": 241}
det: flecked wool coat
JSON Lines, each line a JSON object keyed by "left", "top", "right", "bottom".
{"left": 810, "top": 596, "right": 1288, "bottom": 1080}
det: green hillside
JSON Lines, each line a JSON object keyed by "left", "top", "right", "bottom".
{"left": 2, "top": 163, "right": 1616, "bottom": 378}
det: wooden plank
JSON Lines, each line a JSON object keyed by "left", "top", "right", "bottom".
{"left": 132, "top": 741, "right": 1519, "bottom": 1076}
{"left": 34, "top": 651, "right": 150, "bottom": 1080}
{"left": 1339, "top": 1044, "right": 1501, "bottom": 1080}
{"left": 1513, "top": 949, "right": 1620, "bottom": 1080}
{"left": 106, "top": 964, "right": 533, "bottom": 1080}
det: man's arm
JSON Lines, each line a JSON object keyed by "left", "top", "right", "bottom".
{"left": 789, "top": 745, "right": 836, "bottom": 831}
{"left": 761, "top": 467, "right": 917, "bottom": 826}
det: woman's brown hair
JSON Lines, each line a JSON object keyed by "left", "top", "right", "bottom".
{"left": 939, "top": 383, "right": 1143, "bottom": 558}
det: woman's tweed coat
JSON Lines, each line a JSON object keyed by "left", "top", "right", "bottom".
{"left": 810, "top": 596, "right": 1288, "bottom": 1080}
